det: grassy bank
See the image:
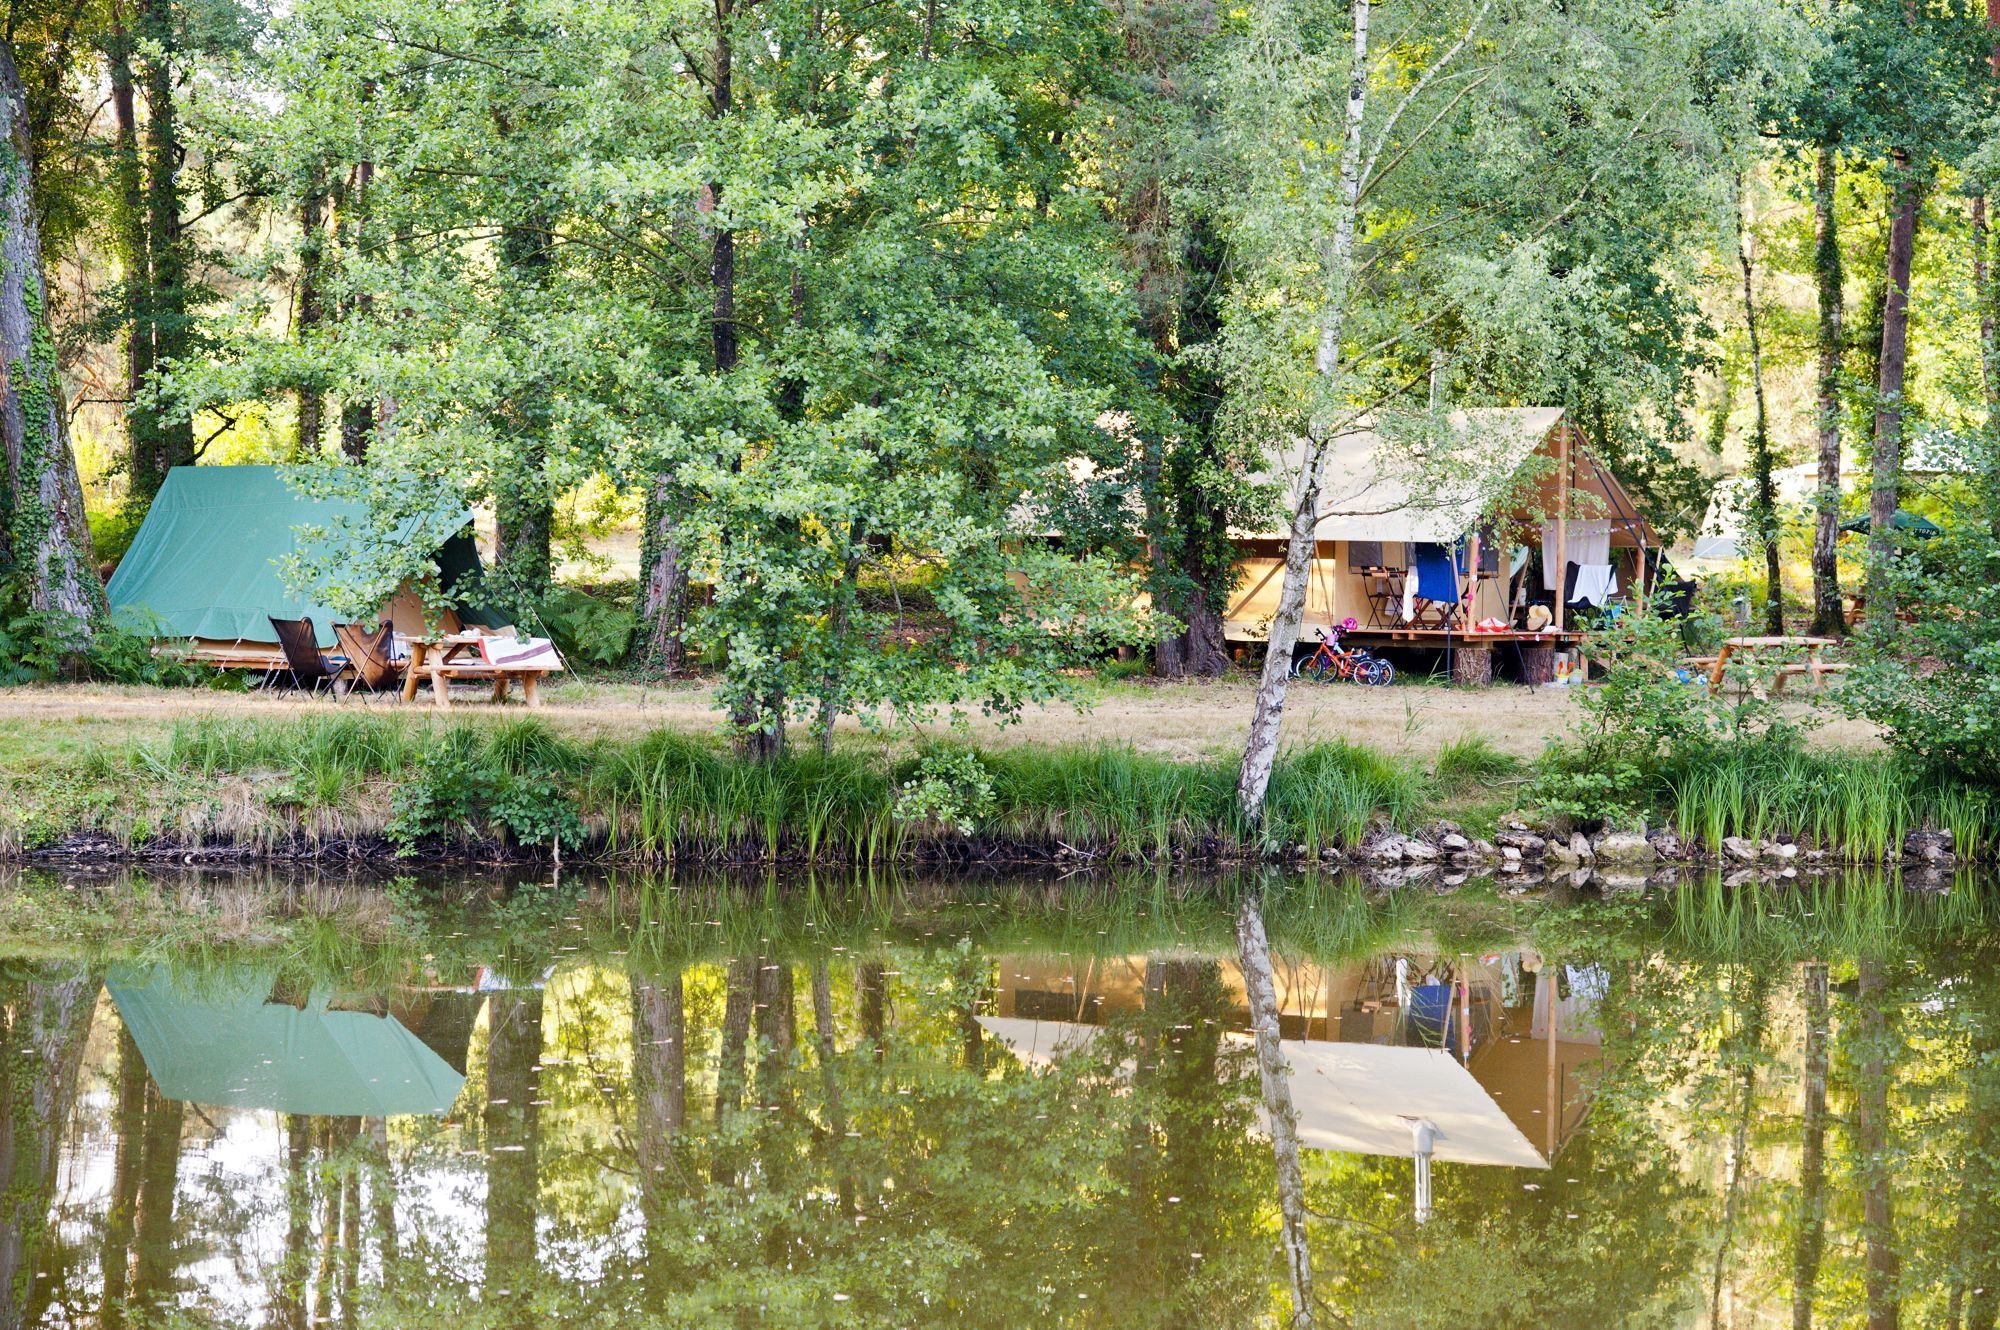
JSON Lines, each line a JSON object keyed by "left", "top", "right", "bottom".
{"left": 2, "top": 711, "right": 1524, "bottom": 862}
{"left": 0, "top": 709, "right": 1985, "bottom": 865}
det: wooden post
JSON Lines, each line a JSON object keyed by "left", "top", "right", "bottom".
{"left": 1554, "top": 425, "right": 1570, "bottom": 632}
{"left": 1545, "top": 968, "right": 1559, "bottom": 1158}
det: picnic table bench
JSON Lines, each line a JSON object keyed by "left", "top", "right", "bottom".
{"left": 400, "top": 631, "right": 555, "bottom": 708}
{"left": 1704, "top": 635, "right": 1848, "bottom": 694}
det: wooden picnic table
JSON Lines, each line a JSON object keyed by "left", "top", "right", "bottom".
{"left": 400, "top": 632, "right": 552, "bottom": 708}
{"left": 1705, "top": 635, "right": 1843, "bottom": 691}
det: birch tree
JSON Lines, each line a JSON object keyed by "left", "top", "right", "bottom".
{"left": 1220, "top": 0, "right": 1810, "bottom": 824}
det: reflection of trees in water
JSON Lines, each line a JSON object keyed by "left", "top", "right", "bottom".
{"left": 22, "top": 890, "right": 2000, "bottom": 1329}
{"left": 0, "top": 968, "right": 96, "bottom": 1330}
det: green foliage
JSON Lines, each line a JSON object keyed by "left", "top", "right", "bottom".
{"left": 386, "top": 726, "right": 585, "bottom": 853}
{"left": 1530, "top": 606, "right": 1803, "bottom": 824}
{"left": 891, "top": 748, "right": 997, "bottom": 837}
{"left": 1844, "top": 492, "right": 2000, "bottom": 784}
{"left": 539, "top": 588, "right": 635, "bottom": 668}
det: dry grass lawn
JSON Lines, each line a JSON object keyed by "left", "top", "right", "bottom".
{"left": 0, "top": 672, "right": 1883, "bottom": 764}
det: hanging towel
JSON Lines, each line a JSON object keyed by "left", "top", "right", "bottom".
{"left": 1542, "top": 519, "right": 1611, "bottom": 590}
{"left": 1401, "top": 577, "right": 1417, "bottom": 623}
{"left": 1412, "top": 542, "right": 1460, "bottom": 603}
{"left": 1569, "top": 564, "right": 1618, "bottom": 607}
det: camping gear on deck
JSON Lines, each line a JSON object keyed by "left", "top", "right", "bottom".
{"left": 105, "top": 465, "right": 498, "bottom": 667}
{"left": 1542, "top": 519, "right": 1610, "bottom": 590}
{"left": 1407, "top": 543, "right": 1465, "bottom": 627}
{"left": 268, "top": 616, "right": 353, "bottom": 693}
{"left": 1568, "top": 564, "right": 1617, "bottom": 607}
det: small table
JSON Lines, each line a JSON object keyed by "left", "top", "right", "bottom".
{"left": 400, "top": 632, "right": 552, "bottom": 708}
{"left": 1706, "top": 635, "right": 1839, "bottom": 691}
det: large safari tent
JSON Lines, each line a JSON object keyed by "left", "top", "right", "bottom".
{"left": 1223, "top": 408, "right": 1658, "bottom": 645}
{"left": 105, "top": 465, "right": 493, "bottom": 670}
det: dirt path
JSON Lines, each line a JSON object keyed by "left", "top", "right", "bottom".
{"left": 0, "top": 675, "right": 1882, "bottom": 762}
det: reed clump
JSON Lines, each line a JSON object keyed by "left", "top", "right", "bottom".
{"left": 1664, "top": 745, "right": 1990, "bottom": 863}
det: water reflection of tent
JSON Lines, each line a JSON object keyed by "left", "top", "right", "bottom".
{"left": 108, "top": 968, "right": 466, "bottom": 1117}
{"left": 987, "top": 950, "right": 1603, "bottom": 1165}
{"left": 975, "top": 1019, "right": 1548, "bottom": 1168}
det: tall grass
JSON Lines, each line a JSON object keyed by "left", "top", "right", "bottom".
{"left": 1666, "top": 744, "right": 1981, "bottom": 862}
{"left": 587, "top": 736, "right": 1436, "bottom": 861}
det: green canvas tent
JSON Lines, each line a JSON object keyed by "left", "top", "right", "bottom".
{"left": 105, "top": 464, "right": 491, "bottom": 654}
{"left": 107, "top": 966, "right": 467, "bottom": 1117}
{"left": 1840, "top": 509, "right": 1944, "bottom": 538}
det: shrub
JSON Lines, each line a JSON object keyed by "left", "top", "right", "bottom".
{"left": 893, "top": 748, "right": 996, "bottom": 836}
{"left": 540, "top": 588, "right": 636, "bottom": 667}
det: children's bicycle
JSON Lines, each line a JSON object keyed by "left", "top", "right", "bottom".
{"left": 1293, "top": 618, "right": 1395, "bottom": 686}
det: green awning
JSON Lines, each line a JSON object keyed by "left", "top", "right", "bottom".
{"left": 104, "top": 465, "right": 486, "bottom": 647}
{"left": 1840, "top": 509, "right": 1943, "bottom": 538}
{"left": 107, "top": 967, "right": 467, "bottom": 1117}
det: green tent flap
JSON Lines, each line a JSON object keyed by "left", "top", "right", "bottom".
{"left": 105, "top": 465, "right": 488, "bottom": 647}
{"left": 1840, "top": 509, "right": 1944, "bottom": 538}
{"left": 107, "top": 966, "right": 467, "bottom": 1118}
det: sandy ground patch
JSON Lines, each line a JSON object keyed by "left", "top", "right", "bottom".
{"left": 0, "top": 674, "right": 1882, "bottom": 762}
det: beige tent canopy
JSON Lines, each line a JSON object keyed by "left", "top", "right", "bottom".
{"left": 1226, "top": 408, "right": 1659, "bottom": 638}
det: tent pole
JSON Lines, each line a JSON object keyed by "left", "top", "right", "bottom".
{"left": 1554, "top": 425, "right": 1570, "bottom": 633}
{"left": 1546, "top": 967, "right": 1559, "bottom": 1157}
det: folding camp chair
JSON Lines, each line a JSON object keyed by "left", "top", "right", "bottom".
{"left": 1406, "top": 544, "right": 1465, "bottom": 629}
{"left": 268, "top": 616, "right": 353, "bottom": 695}
{"left": 333, "top": 621, "right": 405, "bottom": 696}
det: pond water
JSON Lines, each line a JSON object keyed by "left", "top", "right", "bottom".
{"left": 0, "top": 868, "right": 1992, "bottom": 1328}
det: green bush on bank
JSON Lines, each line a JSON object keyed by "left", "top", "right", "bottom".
{"left": 1529, "top": 603, "right": 1994, "bottom": 857}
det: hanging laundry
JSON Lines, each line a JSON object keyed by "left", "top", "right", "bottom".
{"left": 1569, "top": 564, "right": 1618, "bottom": 607}
{"left": 1542, "top": 519, "right": 1610, "bottom": 590}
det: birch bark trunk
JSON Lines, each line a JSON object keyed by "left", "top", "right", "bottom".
{"left": 1236, "top": 893, "right": 1315, "bottom": 1328}
{"left": 1235, "top": 0, "right": 1371, "bottom": 825}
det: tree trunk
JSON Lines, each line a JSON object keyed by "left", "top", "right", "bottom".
{"left": 367, "top": 1119, "right": 397, "bottom": 1299}
{"left": 273, "top": 1116, "right": 311, "bottom": 1330}
{"left": 105, "top": 24, "right": 150, "bottom": 495}
{"left": 1736, "top": 179, "right": 1783, "bottom": 636}
{"left": 100, "top": 1029, "right": 148, "bottom": 1330}
{"left": 809, "top": 962, "right": 854, "bottom": 1212}
{"left": 1236, "top": 0, "right": 1370, "bottom": 825}
{"left": 1792, "top": 963, "right": 1829, "bottom": 1330}
{"left": 0, "top": 48, "right": 101, "bottom": 659}
{"left": 1856, "top": 958, "right": 1899, "bottom": 1330}
{"left": 1809, "top": 148, "right": 1846, "bottom": 637}
{"left": 858, "top": 961, "right": 888, "bottom": 1060}
{"left": 130, "top": 0, "right": 193, "bottom": 499}
{"left": 0, "top": 970, "right": 98, "bottom": 1329}
{"left": 336, "top": 161, "right": 375, "bottom": 462}
{"left": 483, "top": 992, "right": 543, "bottom": 1300}
{"left": 494, "top": 208, "right": 554, "bottom": 603}
{"left": 754, "top": 958, "right": 794, "bottom": 1109}
{"left": 296, "top": 174, "right": 327, "bottom": 458}
{"left": 1236, "top": 893, "right": 1315, "bottom": 1329}
{"left": 1867, "top": 156, "right": 1919, "bottom": 641}
{"left": 1709, "top": 970, "right": 1765, "bottom": 1325}
{"left": 130, "top": 1085, "right": 183, "bottom": 1305}
{"left": 636, "top": 477, "right": 691, "bottom": 676}
{"left": 631, "top": 969, "right": 684, "bottom": 1278}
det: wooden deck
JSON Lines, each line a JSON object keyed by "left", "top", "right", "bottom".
{"left": 1336, "top": 627, "right": 1587, "bottom": 647}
